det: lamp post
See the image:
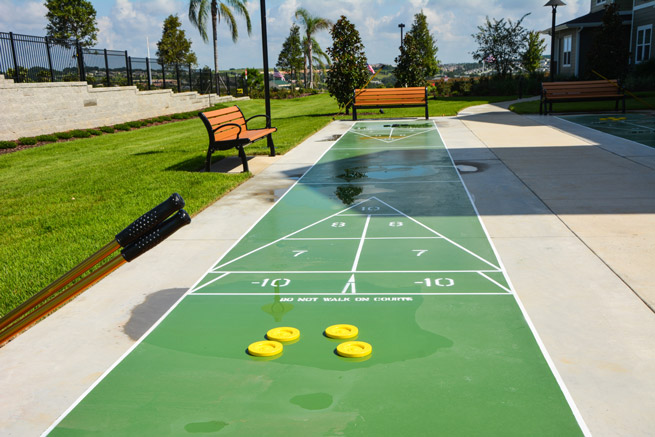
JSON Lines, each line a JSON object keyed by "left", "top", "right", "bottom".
{"left": 398, "top": 23, "right": 405, "bottom": 48}
{"left": 260, "top": 0, "right": 274, "bottom": 155}
{"left": 544, "top": 0, "right": 566, "bottom": 81}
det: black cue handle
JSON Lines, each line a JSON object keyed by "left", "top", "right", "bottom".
{"left": 121, "top": 210, "right": 191, "bottom": 262}
{"left": 115, "top": 193, "right": 185, "bottom": 247}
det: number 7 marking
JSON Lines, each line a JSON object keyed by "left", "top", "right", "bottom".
{"left": 413, "top": 250, "right": 428, "bottom": 257}
{"left": 293, "top": 250, "right": 308, "bottom": 257}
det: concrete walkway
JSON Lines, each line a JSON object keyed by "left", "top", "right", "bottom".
{"left": 1, "top": 103, "right": 654, "bottom": 436}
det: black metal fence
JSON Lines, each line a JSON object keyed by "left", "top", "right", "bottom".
{"left": 0, "top": 31, "right": 247, "bottom": 96}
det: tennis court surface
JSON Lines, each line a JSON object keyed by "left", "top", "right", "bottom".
{"left": 559, "top": 113, "right": 655, "bottom": 148}
{"left": 44, "top": 120, "right": 588, "bottom": 435}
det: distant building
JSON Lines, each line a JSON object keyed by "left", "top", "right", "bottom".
{"left": 544, "top": 0, "right": 653, "bottom": 77}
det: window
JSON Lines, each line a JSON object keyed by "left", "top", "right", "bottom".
{"left": 562, "top": 36, "right": 572, "bottom": 66}
{"left": 636, "top": 25, "right": 652, "bottom": 63}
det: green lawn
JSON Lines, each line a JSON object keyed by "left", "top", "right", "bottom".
{"left": 509, "top": 91, "right": 655, "bottom": 114}
{"left": 0, "top": 93, "right": 515, "bottom": 317}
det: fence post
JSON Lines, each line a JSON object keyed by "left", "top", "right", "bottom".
{"left": 188, "top": 63, "right": 192, "bottom": 92}
{"left": 146, "top": 57, "right": 151, "bottom": 90}
{"left": 175, "top": 63, "right": 180, "bottom": 92}
{"left": 225, "top": 72, "right": 231, "bottom": 96}
{"left": 125, "top": 51, "right": 130, "bottom": 86}
{"left": 162, "top": 62, "right": 166, "bottom": 89}
{"left": 76, "top": 40, "right": 86, "bottom": 82}
{"left": 8, "top": 32, "right": 19, "bottom": 82}
{"left": 45, "top": 36, "right": 54, "bottom": 82}
{"left": 103, "top": 49, "right": 110, "bottom": 86}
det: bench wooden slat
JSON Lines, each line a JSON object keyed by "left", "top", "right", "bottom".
{"left": 540, "top": 80, "right": 625, "bottom": 115}
{"left": 199, "top": 105, "right": 276, "bottom": 172}
{"left": 352, "top": 86, "right": 428, "bottom": 120}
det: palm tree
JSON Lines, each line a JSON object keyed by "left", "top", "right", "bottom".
{"left": 188, "top": 0, "right": 251, "bottom": 93}
{"left": 294, "top": 8, "right": 332, "bottom": 89}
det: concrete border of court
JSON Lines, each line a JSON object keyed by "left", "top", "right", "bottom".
{"left": 1, "top": 101, "right": 654, "bottom": 436}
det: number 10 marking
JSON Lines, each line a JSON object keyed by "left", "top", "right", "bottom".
{"left": 417, "top": 278, "right": 454, "bottom": 287}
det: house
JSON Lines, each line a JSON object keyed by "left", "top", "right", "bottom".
{"left": 546, "top": 0, "right": 654, "bottom": 77}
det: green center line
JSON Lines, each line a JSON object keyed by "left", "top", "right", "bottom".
{"left": 44, "top": 120, "right": 590, "bottom": 436}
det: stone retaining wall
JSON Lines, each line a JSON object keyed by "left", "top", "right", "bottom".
{"left": 0, "top": 74, "right": 247, "bottom": 141}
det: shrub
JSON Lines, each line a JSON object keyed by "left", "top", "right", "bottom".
{"left": 18, "top": 137, "right": 38, "bottom": 145}
{"left": 99, "top": 126, "right": 115, "bottom": 133}
{"left": 158, "top": 115, "right": 172, "bottom": 122}
{"left": 114, "top": 123, "right": 130, "bottom": 131}
{"left": 86, "top": 129, "right": 102, "bottom": 136}
{"left": 171, "top": 113, "right": 185, "bottom": 120}
{"left": 126, "top": 121, "right": 143, "bottom": 128}
{"left": 55, "top": 132, "right": 74, "bottom": 139}
{"left": 0, "top": 140, "right": 17, "bottom": 149}
{"left": 70, "top": 129, "right": 91, "bottom": 138}
{"left": 35, "top": 134, "right": 58, "bottom": 142}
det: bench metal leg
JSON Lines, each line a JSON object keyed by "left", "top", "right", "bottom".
{"left": 267, "top": 135, "right": 276, "bottom": 157}
{"left": 237, "top": 146, "right": 249, "bottom": 173}
{"left": 352, "top": 106, "right": 357, "bottom": 121}
{"left": 425, "top": 103, "right": 429, "bottom": 119}
{"left": 205, "top": 148, "right": 213, "bottom": 172}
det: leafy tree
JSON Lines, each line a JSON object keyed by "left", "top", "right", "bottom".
{"left": 394, "top": 33, "right": 424, "bottom": 86}
{"left": 277, "top": 24, "right": 303, "bottom": 83}
{"left": 188, "top": 0, "right": 252, "bottom": 91}
{"left": 157, "top": 15, "right": 198, "bottom": 66}
{"left": 585, "top": 4, "right": 630, "bottom": 80}
{"left": 295, "top": 8, "right": 332, "bottom": 88}
{"left": 521, "top": 30, "right": 546, "bottom": 74}
{"left": 472, "top": 14, "right": 529, "bottom": 78}
{"left": 326, "top": 16, "right": 368, "bottom": 112}
{"left": 408, "top": 11, "right": 439, "bottom": 79}
{"left": 44, "top": 0, "right": 98, "bottom": 47}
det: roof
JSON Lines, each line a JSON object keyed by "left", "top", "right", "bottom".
{"left": 542, "top": 10, "right": 632, "bottom": 34}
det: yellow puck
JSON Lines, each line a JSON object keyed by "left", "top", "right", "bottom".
{"left": 247, "top": 340, "right": 283, "bottom": 357}
{"left": 336, "top": 341, "right": 372, "bottom": 358}
{"left": 325, "top": 324, "right": 358, "bottom": 339}
{"left": 266, "top": 327, "right": 300, "bottom": 342}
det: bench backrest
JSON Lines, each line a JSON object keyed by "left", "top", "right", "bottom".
{"left": 199, "top": 106, "right": 246, "bottom": 142}
{"left": 354, "top": 87, "right": 426, "bottom": 106}
{"left": 542, "top": 80, "right": 622, "bottom": 97}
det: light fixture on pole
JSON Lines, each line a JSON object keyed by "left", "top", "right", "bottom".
{"left": 398, "top": 23, "right": 405, "bottom": 48}
{"left": 544, "top": 0, "right": 566, "bottom": 81}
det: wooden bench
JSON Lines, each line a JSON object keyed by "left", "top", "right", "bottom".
{"left": 540, "top": 80, "right": 625, "bottom": 115}
{"left": 199, "top": 106, "right": 276, "bottom": 172}
{"left": 352, "top": 87, "right": 428, "bottom": 120}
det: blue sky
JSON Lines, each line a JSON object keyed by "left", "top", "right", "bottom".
{"left": 0, "top": 0, "right": 586, "bottom": 68}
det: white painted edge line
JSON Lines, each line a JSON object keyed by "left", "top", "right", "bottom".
{"left": 439, "top": 119, "right": 592, "bottom": 436}
{"left": 285, "top": 237, "right": 443, "bottom": 240}
{"left": 41, "top": 121, "right": 352, "bottom": 436}
{"left": 204, "top": 270, "right": 503, "bottom": 274}
{"left": 300, "top": 181, "right": 461, "bottom": 185}
{"left": 477, "top": 271, "right": 512, "bottom": 294}
{"left": 187, "top": 292, "right": 511, "bottom": 296}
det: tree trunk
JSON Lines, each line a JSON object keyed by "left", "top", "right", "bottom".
{"left": 212, "top": 0, "right": 220, "bottom": 95}
{"left": 308, "top": 39, "right": 314, "bottom": 88}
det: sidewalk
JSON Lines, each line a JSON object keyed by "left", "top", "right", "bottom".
{"left": 1, "top": 104, "right": 654, "bottom": 436}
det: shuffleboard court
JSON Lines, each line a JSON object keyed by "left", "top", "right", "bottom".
{"left": 46, "top": 121, "right": 589, "bottom": 436}
{"left": 559, "top": 113, "right": 655, "bottom": 148}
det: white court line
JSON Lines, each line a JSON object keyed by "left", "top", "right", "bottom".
{"left": 211, "top": 198, "right": 372, "bottom": 271}
{"left": 188, "top": 292, "right": 511, "bottom": 296}
{"left": 285, "top": 237, "right": 443, "bottom": 240}
{"left": 300, "top": 180, "right": 460, "bottom": 185}
{"left": 369, "top": 196, "right": 502, "bottom": 270}
{"left": 188, "top": 272, "right": 230, "bottom": 294}
{"left": 350, "top": 128, "right": 435, "bottom": 143}
{"left": 351, "top": 215, "right": 371, "bottom": 271}
{"left": 206, "top": 270, "right": 502, "bottom": 274}
{"left": 477, "top": 271, "right": 512, "bottom": 294}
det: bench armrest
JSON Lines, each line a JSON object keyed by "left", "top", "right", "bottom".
{"left": 245, "top": 114, "right": 271, "bottom": 128}
{"left": 212, "top": 122, "right": 243, "bottom": 139}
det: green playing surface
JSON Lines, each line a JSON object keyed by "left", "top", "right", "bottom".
{"left": 559, "top": 113, "right": 655, "bottom": 148}
{"left": 46, "top": 121, "right": 588, "bottom": 436}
